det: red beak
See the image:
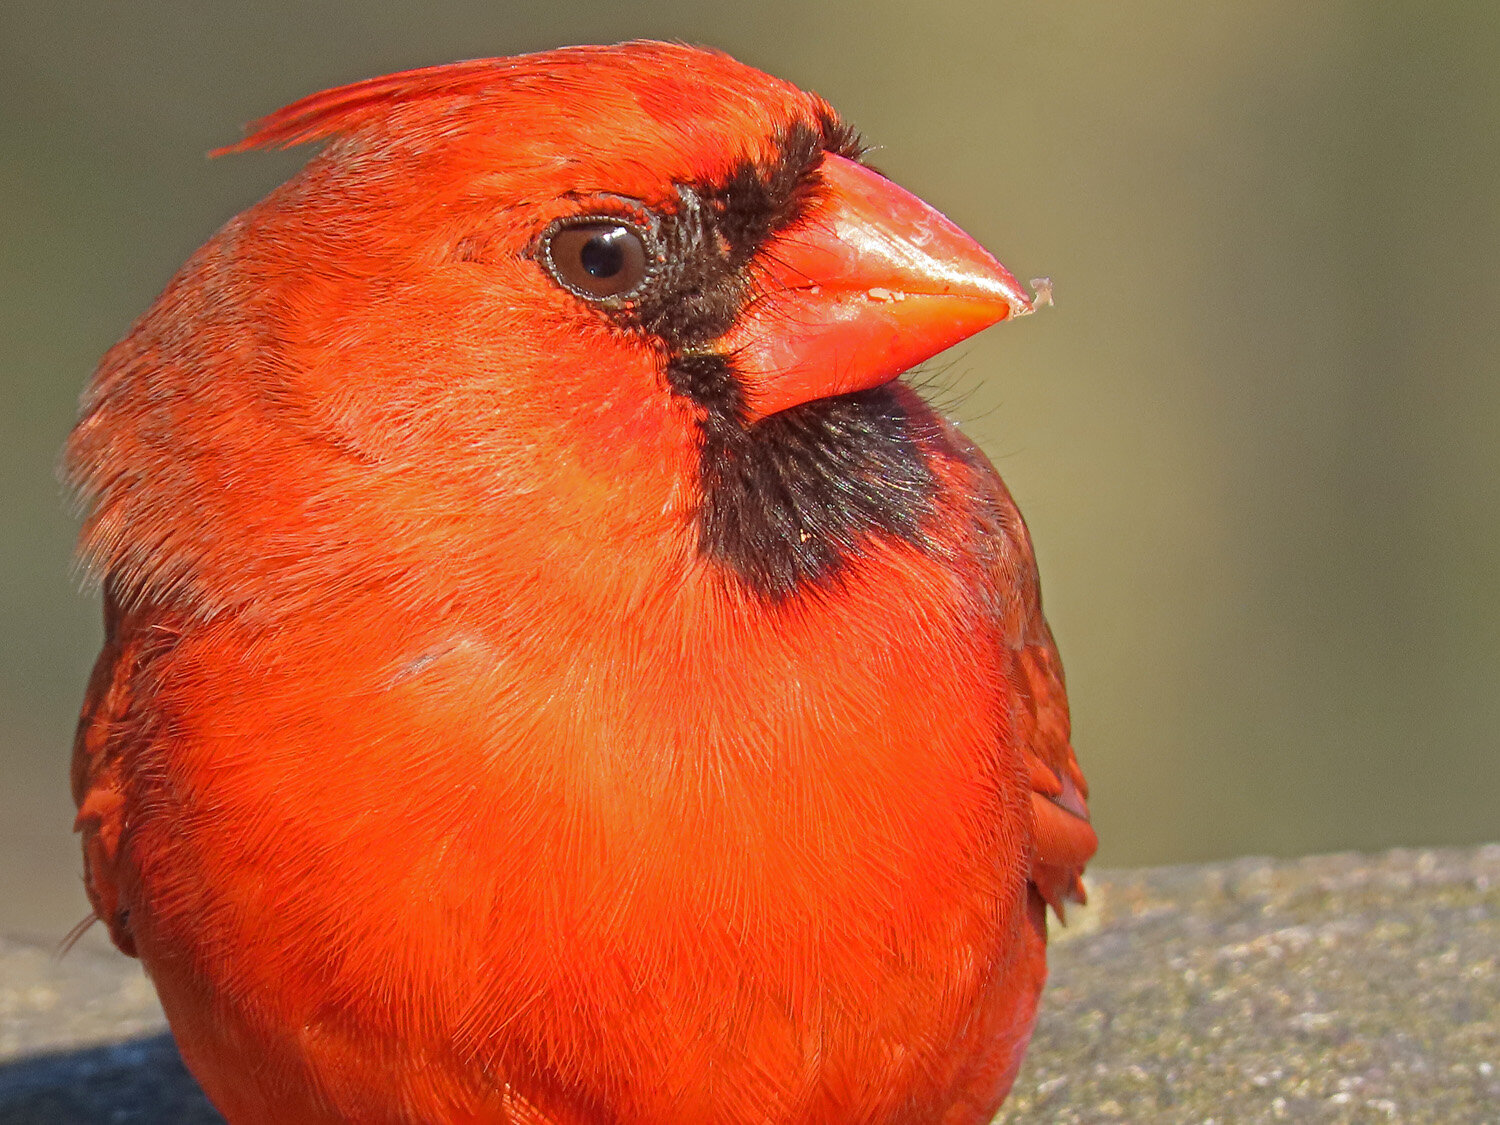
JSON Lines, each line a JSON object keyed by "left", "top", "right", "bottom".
{"left": 723, "top": 153, "right": 1035, "bottom": 421}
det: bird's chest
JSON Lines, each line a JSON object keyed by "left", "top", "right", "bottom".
{"left": 132, "top": 560, "right": 1032, "bottom": 1120}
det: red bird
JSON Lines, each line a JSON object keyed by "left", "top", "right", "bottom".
{"left": 67, "top": 42, "right": 1094, "bottom": 1124}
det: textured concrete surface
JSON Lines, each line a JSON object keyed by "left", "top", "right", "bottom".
{"left": 999, "top": 846, "right": 1500, "bottom": 1124}
{"left": 0, "top": 934, "right": 219, "bottom": 1123}
{"left": 2, "top": 846, "right": 1495, "bottom": 1123}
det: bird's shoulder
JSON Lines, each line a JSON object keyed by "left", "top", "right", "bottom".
{"left": 934, "top": 418, "right": 1096, "bottom": 916}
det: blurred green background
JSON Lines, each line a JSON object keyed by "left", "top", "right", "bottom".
{"left": 4, "top": 2, "right": 1497, "bottom": 940}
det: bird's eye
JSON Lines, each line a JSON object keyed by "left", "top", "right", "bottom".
{"left": 542, "top": 219, "right": 652, "bottom": 301}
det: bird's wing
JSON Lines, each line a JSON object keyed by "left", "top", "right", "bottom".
{"left": 952, "top": 432, "right": 1096, "bottom": 918}
{"left": 71, "top": 584, "right": 176, "bottom": 956}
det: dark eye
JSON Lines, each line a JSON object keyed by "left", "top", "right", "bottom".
{"left": 543, "top": 220, "right": 652, "bottom": 301}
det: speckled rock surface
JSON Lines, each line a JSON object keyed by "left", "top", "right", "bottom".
{"left": 1, "top": 846, "right": 1494, "bottom": 1123}
{"left": 999, "top": 846, "right": 1500, "bottom": 1124}
{"left": 0, "top": 934, "right": 218, "bottom": 1124}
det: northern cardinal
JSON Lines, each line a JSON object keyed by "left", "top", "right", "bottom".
{"left": 66, "top": 42, "right": 1094, "bottom": 1124}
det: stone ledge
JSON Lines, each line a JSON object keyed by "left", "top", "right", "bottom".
{"left": 1000, "top": 846, "right": 1499, "bottom": 1123}
{"left": 1, "top": 846, "right": 1494, "bottom": 1123}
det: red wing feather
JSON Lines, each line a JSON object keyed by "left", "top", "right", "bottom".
{"left": 954, "top": 433, "right": 1096, "bottom": 918}
{"left": 72, "top": 586, "right": 178, "bottom": 956}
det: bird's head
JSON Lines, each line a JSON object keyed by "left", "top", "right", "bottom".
{"left": 68, "top": 42, "right": 1035, "bottom": 612}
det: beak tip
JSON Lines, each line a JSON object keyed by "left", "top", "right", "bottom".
{"left": 997, "top": 276, "right": 1052, "bottom": 320}
{"left": 1023, "top": 276, "right": 1054, "bottom": 313}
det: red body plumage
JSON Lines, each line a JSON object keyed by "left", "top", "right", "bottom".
{"left": 68, "top": 42, "right": 1094, "bottom": 1124}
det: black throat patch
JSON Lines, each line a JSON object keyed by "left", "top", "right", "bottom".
{"left": 669, "top": 354, "right": 938, "bottom": 602}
